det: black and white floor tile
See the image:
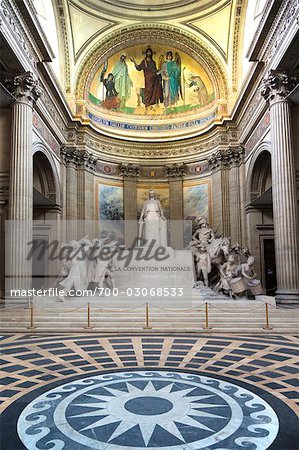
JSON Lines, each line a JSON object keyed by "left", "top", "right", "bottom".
{"left": 1, "top": 333, "right": 299, "bottom": 449}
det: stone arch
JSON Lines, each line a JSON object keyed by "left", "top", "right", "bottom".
{"left": 32, "top": 143, "right": 62, "bottom": 208}
{"left": 246, "top": 142, "right": 271, "bottom": 205}
{"left": 75, "top": 23, "right": 228, "bottom": 102}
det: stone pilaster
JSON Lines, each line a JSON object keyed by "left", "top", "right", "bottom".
{"left": 227, "top": 146, "right": 244, "bottom": 246}
{"left": 77, "top": 151, "right": 98, "bottom": 237}
{"left": 5, "top": 73, "right": 41, "bottom": 301}
{"left": 208, "top": 151, "right": 230, "bottom": 237}
{"left": 60, "top": 146, "right": 80, "bottom": 240}
{"left": 261, "top": 70, "right": 299, "bottom": 304}
{"left": 166, "top": 164, "right": 186, "bottom": 249}
{"left": 119, "top": 163, "right": 140, "bottom": 248}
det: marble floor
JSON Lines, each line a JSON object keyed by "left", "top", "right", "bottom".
{"left": 0, "top": 333, "right": 299, "bottom": 449}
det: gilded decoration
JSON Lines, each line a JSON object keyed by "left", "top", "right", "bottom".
{"left": 75, "top": 25, "right": 228, "bottom": 141}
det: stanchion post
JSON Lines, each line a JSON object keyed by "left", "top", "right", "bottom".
{"left": 263, "top": 302, "right": 272, "bottom": 330}
{"left": 203, "top": 302, "right": 212, "bottom": 330}
{"left": 84, "top": 302, "right": 93, "bottom": 329}
{"left": 27, "top": 304, "right": 36, "bottom": 329}
{"left": 143, "top": 302, "right": 152, "bottom": 330}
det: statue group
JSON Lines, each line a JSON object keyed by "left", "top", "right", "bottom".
{"left": 190, "top": 217, "right": 262, "bottom": 298}
{"left": 54, "top": 190, "right": 262, "bottom": 300}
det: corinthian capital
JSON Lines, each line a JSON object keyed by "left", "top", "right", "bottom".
{"left": 261, "top": 70, "right": 298, "bottom": 103}
{"left": 77, "top": 151, "right": 98, "bottom": 172}
{"left": 119, "top": 163, "right": 140, "bottom": 179}
{"left": 60, "top": 146, "right": 81, "bottom": 167}
{"left": 5, "top": 72, "right": 42, "bottom": 106}
{"left": 165, "top": 163, "right": 187, "bottom": 179}
{"left": 208, "top": 146, "right": 244, "bottom": 171}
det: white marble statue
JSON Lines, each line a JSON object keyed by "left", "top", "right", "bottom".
{"left": 58, "top": 238, "right": 93, "bottom": 300}
{"left": 192, "top": 217, "right": 215, "bottom": 246}
{"left": 215, "top": 255, "right": 237, "bottom": 298}
{"left": 92, "top": 238, "right": 118, "bottom": 292}
{"left": 194, "top": 244, "right": 211, "bottom": 287}
{"left": 139, "top": 190, "right": 167, "bottom": 247}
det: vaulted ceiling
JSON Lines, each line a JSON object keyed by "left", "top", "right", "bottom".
{"left": 42, "top": 0, "right": 266, "bottom": 140}
{"left": 56, "top": 0, "right": 246, "bottom": 96}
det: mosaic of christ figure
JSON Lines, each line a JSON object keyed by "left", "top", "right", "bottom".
{"left": 130, "top": 47, "right": 163, "bottom": 112}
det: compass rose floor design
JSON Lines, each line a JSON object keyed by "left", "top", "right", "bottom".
{"left": 16, "top": 370, "right": 281, "bottom": 450}
{"left": 0, "top": 333, "right": 299, "bottom": 449}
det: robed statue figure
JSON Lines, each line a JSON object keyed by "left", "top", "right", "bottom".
{"left": 139, "top": 190, "right": 167, "bottom": 247}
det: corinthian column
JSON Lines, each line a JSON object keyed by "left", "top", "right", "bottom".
{"left": 60, "top": 146, "right": 81, "bottom": 240}
{"left": 166, "top": 163, "right": 186, "bottom": 249}
{"left": 5, "top": 73, "right": 41, "bottom": 301}
{"left": 208, "top": 151, "right": 230, "bottom": 237}
{"left": 119, "top": 163, "right": 140, "bottom": 248}
{"left": 227, "top": 146, "right": 244, "bottom": 246}
{"left": 261, "top": 70, "right": 299, "bottom": 304}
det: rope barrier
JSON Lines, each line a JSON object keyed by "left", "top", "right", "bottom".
{"left": 148, "top": 304, "right": 204, "bottom": 313}
{"left": 27, "top": 305, "right": 36, "bottom": 329}
{"left": 143, "top": 302, "right": 152, "bottom": 330}
{"left": 0, "top": 298, "right": 279, "bottom": 332}
{"left": 203, "top": 302, "right": 211, "bottom": 329}
{"left": 94, "top": 304, "right": 145, "bottom": 313}
{"left": 208, "top": 302, "right": 265, "bottom": 313}
{"left": 84, "top": 302, "right": 93, "bottom": 329}
{"left": 263, "top": 303, "right": 273, "bottom": 330}
{"left": 29, "top": 304, "right": 89, "bottom": 313}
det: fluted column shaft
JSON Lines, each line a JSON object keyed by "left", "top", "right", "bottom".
{"left": 119, "top": 163, "right": 140, "bottom": 248}
{"left": 270, "top": 99, "right": 299, "bottom": 300}
{"left": 5, "top": 73, "right": 41, "bottom": 300}
{"left": 229, "top": 164, "right": 242, "bottom": 245}
{"left": 262, "top": 70, "right": 299, "bottom": 304}
{"left": 169, "top": 179, "right": 184, "bottom": 249}
{"left": 124, "top": 179, "right": 138, "bottom": 248}
{"left": 166, "top": 164, "right": 186, "bottom": 249}
{"left": 66, "top": 162, "right": 78, "bottom": 240}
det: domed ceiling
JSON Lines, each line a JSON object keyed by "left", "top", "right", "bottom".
{"left": 55, "top": 0, "right": 248, "bottom": 141}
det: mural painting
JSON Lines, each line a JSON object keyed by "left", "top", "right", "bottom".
{"left": 89, "top": 44, "right": 215, "bottom": 118}
{"left": 96, "top": 181, "right": 124, "bottom": 242}
{"left": 183, "top": 181, "right": 211, "bottom": 222}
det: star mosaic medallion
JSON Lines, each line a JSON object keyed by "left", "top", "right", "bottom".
{"left": 17, "top": 371, "right": 279, "bottom": 449}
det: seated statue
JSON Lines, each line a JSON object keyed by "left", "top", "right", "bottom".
{"left": 241, "top": 256, "right": 262, "bottom": 296}
{"left": 215, "top": 255, "right": 237, "bottom": 298}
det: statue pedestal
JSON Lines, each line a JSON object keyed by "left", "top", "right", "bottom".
{"left": 113, "top": 248, "right": 195, "bottom": 295}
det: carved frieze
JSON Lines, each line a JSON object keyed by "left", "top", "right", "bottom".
{"left": 0, "top": 0, "right": 36, "bottom": 67}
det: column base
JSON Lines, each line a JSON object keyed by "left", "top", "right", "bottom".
{"left": 275, "top": 289, "right": 299, "bottom": 306}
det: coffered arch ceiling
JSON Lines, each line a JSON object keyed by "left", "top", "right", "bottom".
{"left": 54, "top": 0, "right": 250, "bottom": 140}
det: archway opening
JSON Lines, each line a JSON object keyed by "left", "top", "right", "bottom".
{"left": 247, "top": 149, "right": 276, "bottom": 295}
{"left": 32, "top": 151, "right": 61, "bottom": 289}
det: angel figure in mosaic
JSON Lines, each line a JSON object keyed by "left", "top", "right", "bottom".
{"left": 160, "top": 51, "right": 182, "bottom": 108}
